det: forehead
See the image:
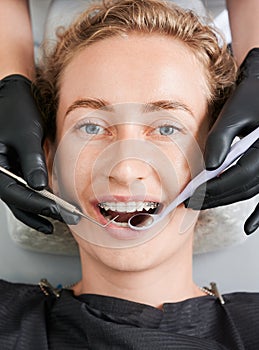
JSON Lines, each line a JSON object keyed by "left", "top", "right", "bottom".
{"left": 58, "top": 34, "right": 208, "bottom": 120}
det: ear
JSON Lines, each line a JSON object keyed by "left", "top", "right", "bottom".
{"left": 43, "top": 139, "right": 59, "bottom": 195}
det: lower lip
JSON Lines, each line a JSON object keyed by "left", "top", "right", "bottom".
{"left": 104, "top": 222, "right": 147, "bottom": 240}
{"left": 94, "top": 206, "right": 149, "bottom": 240}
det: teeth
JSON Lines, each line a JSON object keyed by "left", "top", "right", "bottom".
{"left": 99, "top": 201, "right": 159, "bottom": 213}
{"left": 112, "top": 221, "right": 129, "bottom": 227}
{"left": 105, "top": 214, "right": 128, "bottom": 227}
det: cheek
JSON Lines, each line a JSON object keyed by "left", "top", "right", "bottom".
{"left": 74, "top": 148, "right": 99, "bottom": 197}
{"left": 52, "top": 137, "right": 101, "bottom": 201}
{"left": 162, "top": 135, "right": 204, "bottom": 197}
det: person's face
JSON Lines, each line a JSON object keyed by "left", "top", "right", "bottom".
{"left": 46, "top": 34, "right": 209, "bottom": 271}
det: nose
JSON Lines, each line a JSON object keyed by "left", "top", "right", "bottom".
{"left": 108, "top": 135, "right": 154, "bottom": 187}
{"left": 93, "top": 131, "right": 158, "bottom": 192}
{"left": 109, "top": 158, "right": 152, "bottom": 187}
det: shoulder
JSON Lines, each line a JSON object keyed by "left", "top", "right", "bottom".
{"left": 223, "top": 291, "right": 259, "bottom": 320}
{"left": 0, "top": 278, "right": 43, "bottom": 301}
{"left": 223, "top": 292, "right": 259, "bottom": 347}
{"left": 224, "top": 291, "right": 259, "bottom": 309}
{"left": 0, "top": 279, "right": 58, "bottom": 348}
{"left": 0, "top": 279, "right": 55, "bottom": 320}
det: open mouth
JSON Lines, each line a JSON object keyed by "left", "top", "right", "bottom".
{"left": 98, "top": 201, "right": 161, "bottom": 227}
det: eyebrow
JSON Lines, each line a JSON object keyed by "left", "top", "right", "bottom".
{"left": 65, "top": 98, "right": 195, "bottom": 118}
{"left": 65, "top": 98, "right": 113, "bottom": 116}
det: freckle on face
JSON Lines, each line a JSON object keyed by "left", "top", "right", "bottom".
{"left": 53, "top": 34, "right": 208, "bottom": 268}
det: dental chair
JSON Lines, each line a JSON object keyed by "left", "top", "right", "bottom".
{"left": 0, "top": 0, "right": 258, "bottom": 293}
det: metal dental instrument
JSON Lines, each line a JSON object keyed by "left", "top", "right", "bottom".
{"left": 0, "top": 165, "right": 118, "bottom": 228}
{"left": 128, "top": 126, "right": 259, "bottom": 230}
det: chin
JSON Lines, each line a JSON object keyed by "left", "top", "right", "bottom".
{"left": 76, "top": 210, "right": 195, "bottom": 273}
{"left": 90, "top": 245, "right": 164, "bottom": 273}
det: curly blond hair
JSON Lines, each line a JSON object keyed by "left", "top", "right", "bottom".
{"left": 35, "top": 0, "right": 237, "bottom": 140}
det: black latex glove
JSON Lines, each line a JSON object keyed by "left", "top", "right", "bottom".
{"left": 0, "top": 74, "right": 79, "bottom": 233}
{"left": 185, "top": 48, "right": 259, "bottom": 235}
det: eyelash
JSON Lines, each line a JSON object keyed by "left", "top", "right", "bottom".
{"left": 75, "top": 120, "right": 183, "bottom": 137}
{"left": 151, "top": 123, "right": 182, "bottom": 137}
{"left": 75, "top": 120, "right": 109, "bottom": 136}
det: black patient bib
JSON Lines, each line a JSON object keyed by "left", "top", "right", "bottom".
{"left": 1, "top": 279, "right": 259, "bottom": 349}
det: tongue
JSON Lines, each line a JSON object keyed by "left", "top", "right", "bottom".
{"left": 107, "top": 210, "right": 139, "bottom": 223}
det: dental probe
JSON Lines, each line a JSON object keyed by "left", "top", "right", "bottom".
{"left": 128, "top": 126, "right": 259, "bottom": 230}
{"left": 0, "top": 165, "right": 118, "bottom": 228}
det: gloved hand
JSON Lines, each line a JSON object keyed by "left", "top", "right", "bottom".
{"left": 0, "top": 74, "right": 79, "bottom": 233}
{"left": 185, "top": 48, "right": 259, "bottom": 235}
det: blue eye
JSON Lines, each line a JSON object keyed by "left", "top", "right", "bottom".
{"left": 158, "top": 125, "right": 176, "bottom": 136}
{"left": 80, "top": 123, "right": 105, "bottom": 135}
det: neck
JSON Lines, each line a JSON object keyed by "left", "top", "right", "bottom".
{"left": 73, "top": 238, "right": 201, "bottom": 308}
